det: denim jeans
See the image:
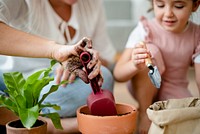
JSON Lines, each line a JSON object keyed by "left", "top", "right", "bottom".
{"left": 0, "top": 66, "right": 114, "bottom": 117}
{"left": 0, "top": 71, "right": 7, "bottom": 96}
{"left": 41, "top": 66, "right": 114, "bottom": 117}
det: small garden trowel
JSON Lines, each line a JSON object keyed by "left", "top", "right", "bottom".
{"left": 141, "top": 42, "right": 161, "bottom": 89}
{"left": 80, "top": 51, "right": 117, "bottom": 116}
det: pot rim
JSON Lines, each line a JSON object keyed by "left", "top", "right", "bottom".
{"left": 77, "top": 103, "right": 137, "bottom": 118}
{"left": 6, "top": 119, "right": 47, "bottom": 130}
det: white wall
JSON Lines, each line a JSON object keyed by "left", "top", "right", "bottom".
{"left": 191, "top": 7, "right": 200, "bottom": 24}
{"left": 131, "top": 0, "right": 154, "bottom": 25}
{"left": 103, "top": 0, "right": 154, "bottom": 52}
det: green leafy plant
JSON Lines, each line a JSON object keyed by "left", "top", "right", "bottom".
{"left": 0, "top": 60, "right": 67, "bottom": 129}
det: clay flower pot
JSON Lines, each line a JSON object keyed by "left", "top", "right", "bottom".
{"left": 6, "top": 119, "right": 47, "bottom": 134}
{"left": 77, "top": 103, "right": 137, "bottom": 134}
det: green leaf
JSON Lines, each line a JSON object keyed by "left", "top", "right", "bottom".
{"left": 40, "top": 103, "right": 61, "bottom": 111}
{"left": 39, "top": 85, "right": 60, "bottom": 104}
{"left": 24, "top": 68, "right": 54, "bottom": 107}
{"left": 23, "top": 89, "right": 34, "bottom": 108}
{"left": 41, "top": 112, "right": 63, "bottom": 129}
{"left": 3, "top": 72, "right": 25, "bottom": 97}
{"left": 50, "top": 59, "right": 58, "bottom": 67}
{"left": 32, "top": 78, "right": 54, "bottom": 99}
{"left": 0, "top": 95, "right": 18, "bottom": 115}
{"left": 25, "top": 69, "right": 46, "bottom": 85}
{"left": 39, "top": 80, "right": 68, "bottom": 106}
{"left": 15, "top": 95, "right": 26, "bottom": 108}
{"left": 19, "top": 105, "right": 39, "bottom": 128}
{"left": 25, "top": 78, "right": 53, "bottom": 106}
{"left": 60, "top": 80, "right": 69, "bottom": 85}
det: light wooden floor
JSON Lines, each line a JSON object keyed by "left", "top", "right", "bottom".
{"left": 113, "top": 68, "right": 199, "bottom": 108}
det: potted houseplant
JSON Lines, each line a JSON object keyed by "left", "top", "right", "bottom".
{"left": 76, "top": 103, "right": 138, "bottom": 134}
{"left": 0, "top": 60, "right": 66, "bottom": 134}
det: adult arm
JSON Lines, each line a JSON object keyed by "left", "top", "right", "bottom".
{"left": 0, "top": 23, "right": 102, "bottom": 83}
{"left": 0, "top": 22, "right": 94, "bottom": 62}
{"left": 0, "top": 22, "right": 61, "bottom": 59}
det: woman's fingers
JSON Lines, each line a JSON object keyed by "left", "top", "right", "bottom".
{"left": 88, "top": 60, "right": 101, "bottom": 79}
{"left": 86, "top": 49, "right": 99, "bottom": 69}
{"left": 74, "top": 37, "right": 93, "bottom": 55}
{"left": 73, "top": 69, "right": 89, "bottom": 83}
{"left": 55, "top": 65, "right": 64, "bottom": 84}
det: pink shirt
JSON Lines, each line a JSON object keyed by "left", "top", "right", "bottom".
{"left": 126, "top": 17, "right": 200, "bottom": 100}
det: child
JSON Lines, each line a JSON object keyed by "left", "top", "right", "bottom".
{"left": 113, "top": 0, "right": 200, "bottom": 134}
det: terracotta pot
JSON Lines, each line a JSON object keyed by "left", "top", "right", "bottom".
{"left": 77, "top": 103, "right": 137, "bottom": 134}
{"left": 6, "top": 119, "right": 47, "bottom": 134}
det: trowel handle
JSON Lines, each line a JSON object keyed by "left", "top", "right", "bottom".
{"left": 80, "top": 51, "right": 101, "bottom": 94}
{"left": 145, "top": 56, "right": 153, "bottom": 68}
{"left": 140, "top": 42, "right": 153, "bottom": 67}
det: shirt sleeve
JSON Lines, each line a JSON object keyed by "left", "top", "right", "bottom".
{"left": 125, "top": 21, "right": 147, "bottom": 48}
{"left": 0, "top": 0, "right": 27, "bottom": 24}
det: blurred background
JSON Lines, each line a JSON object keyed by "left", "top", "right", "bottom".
{"left": 103, "top": 0, "right": 153, "bottom": 54}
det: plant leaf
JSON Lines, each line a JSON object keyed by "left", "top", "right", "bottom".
{"left": 24, "top": 68, "right": 54, "bottom": 107}
{"left": 50, "top": 59, "right": 58, "bottom": 67}
{"left": 0, "top": 95, "right": 18, "bottom": 115}
{"left": 25, "top": 78, "right": 53, "bottom": 106}
{"left": 19, "top": 105, "right": 39, "bottom": 128}
{"left": 40, "top": 103, "right": 61, "bottom": 111}
{"left": 3, "top": 72, "right": 25, "bottom": 97}
{"left": 15, "top": 95, "right": 26, "bottom": 108}
{"left": 38, "top": 80, "right": 68, "bottom": 105}
{"left": 41, "top": 112, "right": 63, "bottom": 129}
{"left": 25, "top": 69, "right": 46, "bottom": 85}
{"left": 23, "top": 89, "right": 34, "bottom": 108}
{"left": 38, "top": 85, "right": 59, "bottom": 104}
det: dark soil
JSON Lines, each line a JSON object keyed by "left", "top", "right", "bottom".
{"left": 81, "top": 112, "right": 131, "bottom": 116}
{"left": 8, "top": 119, "right": 44, "bottom": 128}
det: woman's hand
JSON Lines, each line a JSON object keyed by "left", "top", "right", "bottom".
{"left": 52, "top": 37, "right": 92, "bottom": 62}
{"left": 54, "top": 37, "right": 103, "bottom": 87}
{"left": 131, "top": 42, "right": 151, "bottom": 70}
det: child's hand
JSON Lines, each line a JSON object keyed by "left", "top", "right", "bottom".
{"left": 131, "top": 42, "right": 151, "bottom": 70}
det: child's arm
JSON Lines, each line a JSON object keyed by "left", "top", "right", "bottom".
{"left": 113, "top": 48, "right": 138, "bottom": 82}
{"left": 113, "top": 43, "right": 149, "bottom": 82}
